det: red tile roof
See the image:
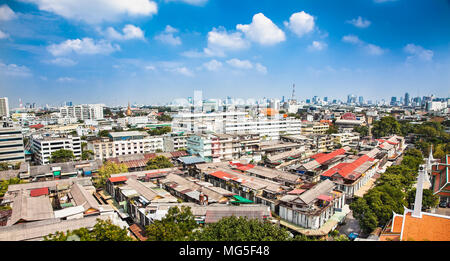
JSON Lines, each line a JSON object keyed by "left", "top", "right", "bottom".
{"left": 29, "top": 187, "right": 49, "bottom": 197}
{"left": 288, "top": 189, "right": 306, "bottom": 195}
{"left": 170, "top": 151, "right": 188, "bottom": 158}
{"left": 321, "top": 154, "right": 373, "bottom": 180}
{"left": 317, "top": 194, "right": 333, "bottom": 202}
{"left": 312, "top": 148, "right": 347, "bottom": 165}
{"left": 108, "top": 176, "right": 128, "bottom": 183}
{"left": 401, "top": 212, "right": 450, "bottom": 241}
{"left": 209, "top": 171, "right": 241, "bottom": 182}
{"left": 29, "top": 124, "right": 44, "bottom": 129}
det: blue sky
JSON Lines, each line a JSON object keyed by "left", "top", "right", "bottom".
{"left": 0, "top": 0, "right": 449, "bottom": 107}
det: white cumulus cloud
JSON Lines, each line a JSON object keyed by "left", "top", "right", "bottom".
{"left": 404, "top": 43, "right": 433, "bottom": 62}
{"left": 346, "top": 16, "right": 371, "bottom": 28}
{"left": 105, "top": 24, "right": 145, "bottom": 40}
{"left": 284, "top": 11, "right": 315, "bottom": 38}
{"left": 0, "top": 5, "right": 16, "bottom": 21}
{"left": 237, "top": 13, "right": 285, "bottom": 45}
{"left": 201, "top": 27, "right": 249, "bottom": 57}
{"left": 155, "top": 25, "right": 182, "bottom": 46}
{"left": 226, "top": 58, "right": 253, "bottom": 69}
{"left": 255, "top": 63, "right": 267, "bottom": 74}
{"left": 20, "top": 0, "right": 158, "bottom": 24}
{"left": 203, "top": 59, "right": 222, "bottom": 71}
{"left": 171, "top": 66, "right": 194, "bottom": 77}
{"left": 48, "top": 38, "right": 120, "bottom": 56}
{"left": 342, "top": 34, "right": 384, "bottom": 55}
{"left": 0, "top": 62, "right": 32, "bottom": 77}
{"left": 308, "top": 41, "right": 327, "bottom": 51}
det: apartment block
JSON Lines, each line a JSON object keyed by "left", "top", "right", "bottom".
{"left": 0, "top": 122, "right": 25, "bottom": 163}
{"left": 60, "top": 104, "right": 104, "bottom": 121}
{"left": 87, "top": 131, "right": 164, "bottom": 160}
{"left": 31, "top": 134, "right": 81, "bottom": 165}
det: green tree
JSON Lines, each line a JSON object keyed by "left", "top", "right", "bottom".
{"left": 44, "top": 219, "right": 134, "bottom": 241}
{"left": 98, "top": 130, "right": 110, "bottom": 137}
{"left": 146, "top": 206, "right": 198, "bottom": 241}
{"left": 156, "top": 114, "right": 173, "bottom": 122}
{"left": 406, "top": 188, "right": 439, "bottom": 210}
{"left": 353, "top": 125, "right": 369, "bottom": 137}
{"left": 0, "top": 178, "right": 24, "bottom": 198}
{"left": 146, "top": 156, "right": 174, "bottom": 170}
{"left": 326, "top": 124, "right": 339, "bottom": 134}
{"left": 148, "top": 126, "right": 172, "bottom": 136}
{"left": 94, "top": 161, "right": 128, "bottom": 189}
{"left": 81, "top": 150, "right": 94, "bottom": 160}
{"left": 404, "top": 148, "right": 422, "bottom": 159}
{"left": 191, "top": 216, "right": 291, "bottom": 241}
{"left": 49, "top": 149, "right": 75, "bottom": 163}
{"left": 372, "top": 116, "right": 401, "bottom": 138}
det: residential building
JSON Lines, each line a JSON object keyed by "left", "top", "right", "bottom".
{"left": 87, "top": 131, "right": 164, "bottom": 160}
{"left": 0, "top": 121, "right": 25, "bottom": 163}
{"left": 163, "top": 132, "right": 188, "bottom": 152}
{"left": 60, "top": 104, "right": 104, "bottom": 121}
{"left": 332, "top": 133, "right": 360, "bottom": 148}
{"left": 0, "top": 97, "right": 9, "bottom": 118}
{"left": 31, "top": 133, "right": 81, "bottom": 165}
{"left": 301, "top": 122, "right": 329, "bottom": 135}
{"left": 278, "top": 179, "right": 345, "bottom": 231}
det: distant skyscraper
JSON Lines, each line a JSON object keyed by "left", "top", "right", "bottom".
{"left": 0, "top": 97, "right": 9, "bottom": 118}
{"left": 404, "top": 92, "right": 410, "bottom": 106}
{"left": 193, "top": 90, "right": 203, "bottom": 112}
{"left": 66, "top": 101, "right": 73, "bottom": 106}
{"left": 306, "top": 99, "right": 311, "bottom": 104}
{"left": 323, "top": 97, "right": 328, "bottom": 102}
{"left": 390, "top": 96, "right": 397, "bottom": 106}
{"left": 187, "top": 97, "right": 193, "bottom": 104}
{"left": 359, "top": 96, "right": 364, "bottom": 105}
{"left": 312, "top": 96, "right": 318, "bottom": 104}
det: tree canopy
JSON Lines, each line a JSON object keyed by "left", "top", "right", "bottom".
{"left": 146, "top": 155, "right": 174, "bottom": 170}
{"left": 44, "top": 219, "right": 134, "bottom": 241}
{"left": 94, "top": 161, "right": 128, "bottom": 188}
{"left": 148, "top": 126, "right": 172, "bottom": 136}
{"left": 350, "top": 148, "right": 423, "bottom": 234}
{"left": 146, "top": 206, "right": 198, "bottom": 241}
{"left": 49, "top": 149, "right": 75, "bottom": 163}
{"left": 191, "top": 216, "right": 291, "bottom": 241}
{"left": 156, "top": 114, "right": 173, "bottom": 122}
{"left": 372, "top": 116, "right": 401, "bottom": 138}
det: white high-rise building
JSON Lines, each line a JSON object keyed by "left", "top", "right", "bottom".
{"left": 172, "top": 111, "right": 302, "bottom": 141}
{"left": 0, "top": 121, "right": 25, "bottom": 163}
{"left": 60, "top": 104, "right": 104, "bottom": 121}
{"left": 0, "top": 97, "right": 9, "bottom": 118}
{"left": 31, "top": 134, "right": 82, "bottom": 165}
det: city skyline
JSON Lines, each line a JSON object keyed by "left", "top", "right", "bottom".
{"left": 1, "top": 0, "right": 450, "bottom": 107}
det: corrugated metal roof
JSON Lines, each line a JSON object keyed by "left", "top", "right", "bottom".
{"left": 29, "top": 187, "right": 49, "bottom": 197}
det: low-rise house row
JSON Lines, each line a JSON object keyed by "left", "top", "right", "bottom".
{"left": 195, "top": 162, "right": 288, "bottom": 212}
{"left": 278, "top": 179, "right": 345, "bottom": 231}
{"left": 320, "top": 148, "right": 383, "bottom": 198}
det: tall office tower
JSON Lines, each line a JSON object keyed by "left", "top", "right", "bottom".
{"left": 0, "top": 97, "right": 9, "bottom": 118}
{"left": 359, "top": 96, "right": 364, "bottom": 105}
{"left": 312, "top": 96, "right": 318, "bottom": 104}
{"left": 306, "top": 99, "right": 311, "bottom": 104}
{"left": 193, "top": 90, "right": 203, "bottom": 112}
{"left": 404, "top": 92, "right": 410, "bottom": 106}
{"left": 390, "top": 97, "right": 397, "bottom": 106}
{"left": 323, "top": 97, "right": 328, "bottom": 102}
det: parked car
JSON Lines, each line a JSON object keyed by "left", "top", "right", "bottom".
{"left": 439, "top": 201, "right": 447, "bottom": 208}
{"left": 348, "top": 232, "right": 359, "bottom": 241}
